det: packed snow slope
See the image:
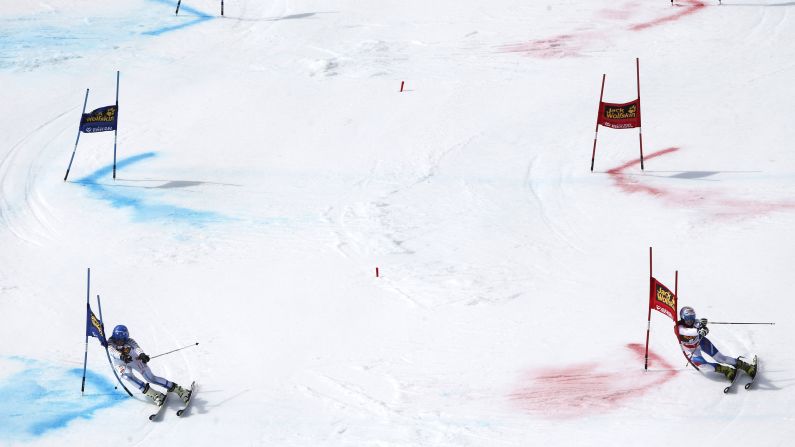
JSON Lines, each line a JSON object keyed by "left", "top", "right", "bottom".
{"left": 2, "top": 0, "right": 794, "bottom": 445}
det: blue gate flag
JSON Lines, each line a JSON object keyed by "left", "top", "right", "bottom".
{"left": 86, "top": 304, "right": 107, "bottom": 347}
{"left": 80, "top": 105, "right": 118, "bottom": 133}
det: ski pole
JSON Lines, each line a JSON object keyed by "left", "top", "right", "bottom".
{"left": 681, "top": 346, "right": 701, "bottom": 371}
{"left": 707, "top": 322, "right": 775, "bottom": 325}
{"left": 150, "top": 342, "right": 199, "bottom": 360}
{"left": 97, "top": 294, "right": 133, "bottom": 397}
{"left": 81, "top": 269, "right": 91, "bottom": 394}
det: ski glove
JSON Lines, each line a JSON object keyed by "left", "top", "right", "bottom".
{"left": 138, "top": 353, "right": 150, "bottom": 364}
{"left": 698, "top": 327, "right": 709, "bottom": 337}
{"left": 700, "top": 318, "right": 708, "bottom": 327}
{"left": 121, "top": 353, "right": 133, "bottom": 363}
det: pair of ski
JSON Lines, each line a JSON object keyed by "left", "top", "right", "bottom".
{"left": 149, "top": 381, "right": 197, "bottom": 421}
{"left": 723, "top": 356, "right": 758, "bottom": 394}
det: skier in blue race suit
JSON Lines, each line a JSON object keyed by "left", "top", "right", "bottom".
{"left": 107, "top": 324, "right": 191, "bottom": 406}
{"left": 675, "top": 306, "right": 756, "bottom": 381}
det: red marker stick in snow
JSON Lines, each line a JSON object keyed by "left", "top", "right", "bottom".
{"left": 400, "top": 81, "right": 404, "bottom": 92}
{"left": 376, "top": 267, "right": 380, "bottom": 277}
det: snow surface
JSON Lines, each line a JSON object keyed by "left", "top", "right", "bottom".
{"left": 1, "top": 0, "right": 794, "bottom": 445}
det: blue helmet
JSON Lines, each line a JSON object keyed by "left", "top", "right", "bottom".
{"left": 112, "top": 325, "right": 129, "bottom": 342}
{"left": 679, "top": 306, "right": 696, "bottom": 325}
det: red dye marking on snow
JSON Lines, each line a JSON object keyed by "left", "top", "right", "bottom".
{"left": 599, "top": 2, "right": 641, "bottom": 21}
{"left": 510, "top": 343, "right": 677, "bottom": 419}
{"left": 630, "top": 1, "right": 706, "bottom": 32}
{"left": 607, "top": 147, "right": 680, "bottom": 197}
{"left": 501, "top": 33, "right": 592, "bottom": 58}
{"left": 606, "top": 147, "right": 795, "bottom": 218}
{"left": 502, "top": 1, "right": 707, "bottom": 57}
{"left": 712, "top": 197, "right": 795, "bottom": 219}
{"left": 599, "top": 9, "right": 633, "bottom": 20}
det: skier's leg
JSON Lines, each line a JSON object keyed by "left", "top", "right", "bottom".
{"left": 116, "top": 363, "right": 147, "bottom": 391}
{"left": 697, "top": 338, "right": 737, "bottom": 380}
{"left": 690, "top": 355, "right": 718, "bottom": 372}
{"left": 687, "top": 345, "right": 711, "bottom": 369}
{"left": 142, "top": 383, "right": 166, "bottom": 405}
{"left": 118, "top": 362, "right": 165, "bottom": 404}
{"left": 692, "top": 356, "right": 735, "bottom": 380}
{"left": 704, "top": 337, "right": 758, "bottom": 376}
{"left": 735, "top": 357, "right": 757, "bottom": 376}
{"left": 169, "top": 382, "right": 192, "bottom": 404}
{"left": 699, "top": 338, "right": 737, "bottom": 366}
{"left": 139, "top": 363, "right": 174, "bottom": 390}
{"left": 139, "top": 364, "right": 192, "bottom": 403}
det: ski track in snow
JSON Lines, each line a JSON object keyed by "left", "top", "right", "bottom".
{"left": 523, "top": 154, "right": 586, "bottom": 254}
{"left": 0, "top": 108, "right": 72, "bottom": 245}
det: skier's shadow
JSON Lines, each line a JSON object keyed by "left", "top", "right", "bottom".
{"left": 111, "top": 179, "right": 242, "bottom": 189}
{"left": 172, "top": 388, "right": 254, "bottom": 417}
{"left": 152, "top": 394, "right": 207, "bottom": 417}
{"left": 749, "top": 371, "right": 789, "bottom": 392}
{"left": 179, "top": 394, "right": 207, "bottom": 417}
{"left": 701, "top": 371, "right": 786, "bottom": 393}
{"left": 221, "top": 11, "right": 338, "bottom": 22}
{"left": 186, "top": 388, "right": 249, "bottom": 416}
{"left": 639, "top": 170, "right": 761, "bottom": 182}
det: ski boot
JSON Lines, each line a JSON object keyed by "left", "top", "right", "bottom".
{"left": 169, "top": 383, "right": 191, "bottom": 404}
{"left": 715, "top": 364, "right": 736, "bottom": 382}
{"left": 143, "top": 383, "right": 166, "bottom": 406}
{"left": 736, "top": 358, "right": 757, "bottom": 378}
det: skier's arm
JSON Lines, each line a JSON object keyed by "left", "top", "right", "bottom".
{"left": 127, "top": 339, "right": 151, "bottom": 363}
{"left": 695, "top": 319, "right": 709, "bottom": 336}
{"left": 127, "top": 338, "right": 144, "bottom": 358}
{"left": 108, "top": 341, "right": 132, "bottom": 362}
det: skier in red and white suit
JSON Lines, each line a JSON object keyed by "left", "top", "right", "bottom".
{"left": 676, "top": 306, "right": 755, "bottom": 381}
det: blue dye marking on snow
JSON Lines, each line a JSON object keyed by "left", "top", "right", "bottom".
{"left": 143, "top": 0, "right": 215, "bottom": 36}
{"left": 0, "top": 1, "right": 214, "bottom": 70}
{"left": 75, "top": 152, "right": 227, "bottom": 225}
{"left": 0, "top": 357, "right": 126, "bottom": 440}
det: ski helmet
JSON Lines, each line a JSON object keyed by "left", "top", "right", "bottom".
{"left": 112, "top": 325, "right": 129, "bottom": 342}
{"left": 679, "top": 306, "right": 696, "bottom": 324}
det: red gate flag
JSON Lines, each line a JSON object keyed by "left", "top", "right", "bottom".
{"left": 590, "top": 58, "right": 644, "bottom": 171}
{"left": 649, "top": 277, "right": 677, "bottom": 322}
{"left": 598, "top": 99, "right": 641, "bottom": 129}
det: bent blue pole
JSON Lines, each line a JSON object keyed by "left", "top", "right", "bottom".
{"left": 113, "top": 71, "right": 119, "bottom": 180}
{"left": 97, "top": 294, "right": 133, "bottom": 397}
{"left": 65, "top": 89, "right": 90, "bottom": 181}
{"left": 81, "top": 268, "right": 90, "bottom": 394}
